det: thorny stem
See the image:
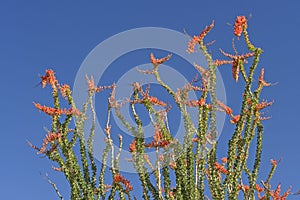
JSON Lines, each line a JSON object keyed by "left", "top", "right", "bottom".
{"left": 29, "top": 16, "right": 287, "bottom": 200}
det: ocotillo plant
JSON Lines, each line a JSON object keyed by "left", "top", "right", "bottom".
{"left": 29, "top": 16, "right": 292, "bottom": 200}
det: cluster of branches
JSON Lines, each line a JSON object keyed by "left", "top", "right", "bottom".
{"left": 29, "top": 16, "right": 292, "bottom": 200}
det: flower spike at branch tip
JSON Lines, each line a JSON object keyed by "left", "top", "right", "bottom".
{"left": 234, "top": 16, "right": 247, "bottom": 37}
{"left": 40, "top": 69, "right": 59, "bottom": 89}
{"left": 34, "top": 102, "right": 81, "bottom": 116}
{"left": 259, "top": 68, "right": 272, "bottom": 88}
{"left": 187, "top": 20, "right": 214, "bottom": 53}
{"left": 150, "top": 53, "right": 172, "bottom": 67}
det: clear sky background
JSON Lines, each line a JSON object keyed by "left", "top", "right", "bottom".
{"left": 1, "top": 1, "right": 300, "bottom": 199}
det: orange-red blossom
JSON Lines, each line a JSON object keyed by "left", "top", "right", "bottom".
{"left": 187, "top": 20, "right": 214, "bottom": 53}
{"left": 150, "top": 53, "right": 172, "bottom": 66}
{"left": 113, "top": 173, "right": 133, "bottom": 192}
{"left": 257, "top": 184, "right": 291, "bottom": 200}
{"left": 129, "top": 140, "right": 136, "bottom": 153}
{"left": 217, "top": 49, "right": 255, "bottom": 82}
{"left": 40, "top": 69, "right": 58, "bottom": 89}
{"left": 185, "top": 98, "right": 206, "bottom": 107}
{"left": 214, "top": 162, "right": 228, "bottom": 175}
{"left": 238, "top": 185, "right": 250, "bottom": 192}
{"left": 217, "top": 100, "right": 233, "bottom": 116}
{"left": 153, "top": 127, "right": 163, "bottom": 142}
{"left": 59, "top": 84, "right": 70, "bottom": 98}
{"left": 147, "top": 96, "right": 167, "bottom": 107}
{"left": 216, "top": 100, "right": 241, "bottom": 124}
{"left": 144, "top": 140, "right": 170, "bottom": 148}
{"left": 38, "top": 131, "right": 62, "bottom": 154}
{"left": 259, "top": 68, "right": 271, "bottom": 87}
{"left": 269, "top": 184, "right": 291, "bottom": 200}
{"left": 234, "top": 16, "right": 247, "bottom": 37}
{"left": 34, "top": 103, "right": 81, "bottom": 116}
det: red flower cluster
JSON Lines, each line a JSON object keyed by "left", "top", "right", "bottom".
{"left": 187, "top": 36, "right": 201, "bottom": 54}
{"left": 256, "top": 100, "right": 274, "bottom": 111}
{"left": 86, "top": 75, "right": 115, "bottom": 93}
{"left": 129, "top": 140, "right": 136, "bottom": 153}
{"left": 59, "top": 84, "right": 70, "bottom": 98}
{"left": 259, "top": 68, "right": 271, "bottom": 87}
{"left": 185, "top": 98, "right": 206, "bottom": 107}
{"left": 113, "top": 174, "right": 133, "bottom": 192}
{"left": 187, "top": 20, "right": 214, "bottom": 53}
{"left": 34, "top": 103, "right": 81, "bottom": 116}
{"left": 221, "top": 157, "right": 228, "bottom": 163}
{"left": 192, "top": 137, "right": 199, "bottom": 143}
{"left": 86, "top": 75, "right": 97, "bottom": 92}
{"left": 150, "top": 53, "right": 172, "bottom": 66}
{"left": 38, "top": 131, "right": 62, "bottom": 154}
{"left": 40, "top": 69, "right": 58, "bottom": 89}
{"left": 216, "top": 100, "right": 240, "bottom": 124}
{"left": 269, "top": 184, "right": 291, "bottom": 200}
{"left": 234, "top": 16, "right": 247, "bottom": 37}
{"left": 153, "top": 127, "right": 162, "bottom": 142}
{"left": 232, "top": 60, "right": 240, "bottom": 82}
{"left": 144, "top": 140, "right": 170, "bottom": 148}
{"left": 217, "top": 100, "right": 233, "bottom": 116}
{"left": 255, "top": 184, "right": 264, "bottom": 193}
{"left": 39, "top": 70, "right": 73, "bottom": 99}
{"left": 214, "top": 162, "right": 228, "bottom": 175}
{"left": 218, "top": 49, "right": 255, "bottom": 82}
{"left": 147, "top": 96, "right": 167, "bottom": 107}
{"left": 238, "top": 184, "right": 265, "bottom": 194}
{"left": 257, "top": 184, "right": 291, "bottom": 200}
{"left": 214, "top": 59, "right": 233, "bottom": 66}
{"left": 230, "top": 115, "right": 240, "bottom": 124}
{"left": 238, "top": 184, "right": 250, "bottom": 192}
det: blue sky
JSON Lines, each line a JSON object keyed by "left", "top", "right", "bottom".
{"left": 1, "top": 1, "right": 300, "bottom": 199}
